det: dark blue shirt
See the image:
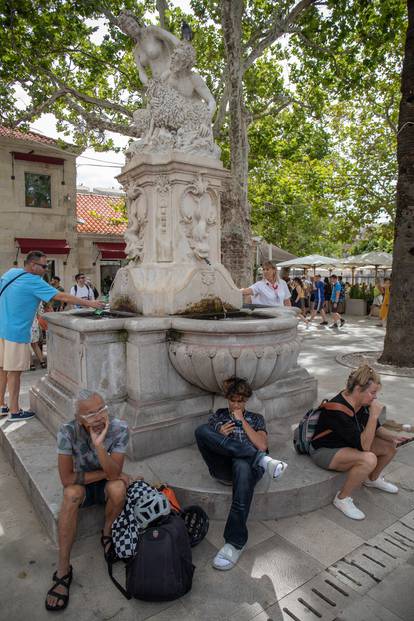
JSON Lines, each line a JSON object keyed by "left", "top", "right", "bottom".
{"left": 315, "top": 280, "right": 325, "bottom": 302}
{"left": 208, "top": 408, "right": 267, "bottom": 448}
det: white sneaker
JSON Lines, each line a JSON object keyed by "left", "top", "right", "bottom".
{"left": 333, "top": 492, "right": 365, "bottom": 520}
{"left": 213, "top": 543, "right": 244, "bottom": 571}
{"left": 266, "top": 459, "right": 288, "bottom": 480}
{"left": 364, "top": 476, "right": 398, "bottom": 494}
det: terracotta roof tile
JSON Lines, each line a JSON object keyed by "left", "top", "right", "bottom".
{"left": 0, "top": 125, "right": 75, "bottom": 149}
{"left": 76, "top": 193, "right": 127, "bottom": 236}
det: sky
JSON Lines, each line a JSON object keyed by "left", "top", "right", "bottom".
{"left": 27, "top": 0, "right": 193, "bottom": 192}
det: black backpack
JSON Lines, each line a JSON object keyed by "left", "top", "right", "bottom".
{"left": 108, "top": 513, "right": 194, "bottom": 602}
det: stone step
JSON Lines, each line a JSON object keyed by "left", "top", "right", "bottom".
{"left": 0, "top": 416, "right": 344, "bottom": 544}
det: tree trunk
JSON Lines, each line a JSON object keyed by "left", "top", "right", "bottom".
{"left": 380, "top": 0, "right": 414, "bottom": 367}
{"left": 220, "top": 0, "right": 253, "bottom": 288}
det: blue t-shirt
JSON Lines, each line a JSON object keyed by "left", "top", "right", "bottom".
{"left": 0, "top": 268, "right": 57, "bottom": 343}
{"left": 315, "top": 280, "right": 325, "bottom": 302}
{"left": 331, "top": 281, "right": 341, "bottom": 303}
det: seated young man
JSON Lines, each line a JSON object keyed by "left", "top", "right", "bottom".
{"left": 195, "top": 377, "right": 287, "bottom": 571}
{"left": 45, "top": 389, "right": 130, "bottom": 612}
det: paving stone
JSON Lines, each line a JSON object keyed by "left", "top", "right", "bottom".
{"left": 368, "top": 530, "right": 414, "bottom": 562}
{"left": 206, "top": 519, "right": 275, "bottom": 552}
{"left": 335, "top": 594, "right": 405, "bottom": 621}
{"left": 384, "top": 521, "right": 414, "bottom": 551}
{"left": 179, "top": 561, "right": 277, "bottom": 621}
{"left": 365, "top": 563, "right": 414, "bottom": 621}
{"left": 399, "top": 509, "right": 414, "bottom": 531}
{"left": 342, "top": 543, "right": 397, "bottom": 583}
{"left": 237, "top": 533, "right": 324, "bottom": 602}
{"left": 325, "top": 559, "right": 378, "bottom": 594}
{"left": 264, "top": 510, "right": 364, "bottom": 566}
{"left": 272, "top": 571, "right": 359, "bottom": 621}
{"left": 391, "top": 442, "right": 414, "bottom": 468}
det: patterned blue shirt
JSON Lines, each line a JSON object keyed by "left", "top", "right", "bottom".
{"left": 57, "top": 418, "right": 129, "bottom": 472}
{"left": 208, "top": 408, "right": 267, "bottom": 447}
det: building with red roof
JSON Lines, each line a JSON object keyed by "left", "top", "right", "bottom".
{"left": 0, "top": 125, "right": 80, "bottom": 287}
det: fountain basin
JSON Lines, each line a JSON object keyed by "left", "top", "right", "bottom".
{"left": 168, "top": 309, "right": 300, "bottom": 392}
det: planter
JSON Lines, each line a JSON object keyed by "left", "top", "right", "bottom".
{"left": 346, "top": 298, "right": 368, "bottom": 316}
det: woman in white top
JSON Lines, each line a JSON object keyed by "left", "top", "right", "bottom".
{"left": 241, "top": 261, "right": 291, "bottom": 307}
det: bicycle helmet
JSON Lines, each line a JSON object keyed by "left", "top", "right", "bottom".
{"left": 181, "top": 505, "right": 209, "bottom": 547}
{"left": 133, "top": 489, "right": 171, "bottom": 530}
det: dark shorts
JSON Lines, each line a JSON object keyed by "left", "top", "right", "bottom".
{"left": 313, "top": 299, "right": 324, "bottom": 311}
{"left": 309, "top": 445, "right": 342, "bottom": 470}
{"left": 81, "top": 480, "right": 107, "bottom": 508}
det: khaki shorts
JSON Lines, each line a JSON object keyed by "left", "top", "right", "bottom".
{"left": 0, "top": 339, "right": 31, "bottom": 371}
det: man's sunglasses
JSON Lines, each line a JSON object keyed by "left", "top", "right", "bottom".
{"left": 34, "top": 263, "right": 48, "bottom": 269}
{"left": 80, "top": 405, "right": 108, "bottom": 421}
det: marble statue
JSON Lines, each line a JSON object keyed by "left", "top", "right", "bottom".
{"left": 118, "top": 10, "right": 219, "bottom": 158}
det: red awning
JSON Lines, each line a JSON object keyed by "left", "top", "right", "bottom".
{"left": 15, "top": 238, "right": 71, "bottom": 255}
{"left": 95, "top": 242, "right": 126, "bottom": 260}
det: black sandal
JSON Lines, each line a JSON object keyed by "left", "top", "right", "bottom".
{"left": 101, "top": 531, "right": 117, "bottom": 563}
{"left": 45, "top": 565, "right": 73, "bottom": 612}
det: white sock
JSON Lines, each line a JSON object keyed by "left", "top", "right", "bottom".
{"left": 259, "top": 455, "right": 272, "bottom": 469}
{"left": 259, "top": 455, "right": 287, "bottom": 479}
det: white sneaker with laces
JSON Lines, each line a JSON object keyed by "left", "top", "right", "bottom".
{"left": 364, "top": 476, "right": 398, "bottom": 494}
{"left": 333, "top": 492, "right": 365, "bottom": 520}
{"left": 213, "top": 543, "right": 244, "bottom": 571}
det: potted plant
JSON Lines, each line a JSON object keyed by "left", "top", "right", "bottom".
{"left": 346, "top": 284, "right": 368, "bottom": 315}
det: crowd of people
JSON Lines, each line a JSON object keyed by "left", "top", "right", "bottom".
{"left": 242, "top": 261, "right": 392, "bottom": 330}
{"left": 0, "top": 251, "right": 404, "bottom": 612}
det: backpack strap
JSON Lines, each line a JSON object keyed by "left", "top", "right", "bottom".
{"left": 312, "top": 400, "right": 355, "bottom": 442}
{"left": 106, "top": 557, "right": 131, "bottom": 600}
{"left": 0, "top": 271, "right": 27, "bottom": 297}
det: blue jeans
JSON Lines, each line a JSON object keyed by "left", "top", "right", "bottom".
{"left": 195, "top": 424, "right": 265, "bottom": 549}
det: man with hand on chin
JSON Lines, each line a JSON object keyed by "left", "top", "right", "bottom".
{"left": 45, "top": 389, "right": 130, "bottom": 612}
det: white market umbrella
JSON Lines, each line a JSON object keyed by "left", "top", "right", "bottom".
{"left": 277, "top": 254, "right": 341, "bottom": 273}
{"left": 341, "top": 251, "right": 392, "bottom": 268}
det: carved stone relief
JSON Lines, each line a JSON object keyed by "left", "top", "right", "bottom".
{"left": 180, "top": 173, "right": 217, "bottom": 261}
{"left": 123, "top": 181, "right": 148, "bottom": 263}
{"left": 155, "top": 175, "right": 173, "bottom": 262}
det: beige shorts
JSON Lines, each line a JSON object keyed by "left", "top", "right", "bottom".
{"left": 0, "top": 339, "right": 31, "bottom": 371}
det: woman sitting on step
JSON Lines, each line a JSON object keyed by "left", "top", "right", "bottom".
{"left": 195, "top": 376, "right": 288, "bottom": 571}
{"left": 310, "top": 364, "right": 409, "bottom": 521}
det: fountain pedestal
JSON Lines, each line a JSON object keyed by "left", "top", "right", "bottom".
{"left": 110, "top": 151, "right": 241, "bottom": 316}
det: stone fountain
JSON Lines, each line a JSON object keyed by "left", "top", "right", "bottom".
{"left": 30, "top": 14, "right": 316, "bottom": 459}
{"left": 0, "top": 16, "right": 332, "bottom": 539}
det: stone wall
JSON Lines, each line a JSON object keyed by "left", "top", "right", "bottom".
{"left": 0, "top": 135, "right": 78, "bottom": 288}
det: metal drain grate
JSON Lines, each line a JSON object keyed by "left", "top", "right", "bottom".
{"left": 277, "top": 571, "right": 355, "bottom": 621}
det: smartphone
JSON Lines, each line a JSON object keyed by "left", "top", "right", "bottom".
{"left": 233, "top": 419, "right": 243, "bottom": 428}
{"left": 397, "top": 437, "right": 414, "bottom": 447}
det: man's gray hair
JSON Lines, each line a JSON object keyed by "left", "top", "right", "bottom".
{"left": 75, "top": 388, "right": 101, "bottom": 411}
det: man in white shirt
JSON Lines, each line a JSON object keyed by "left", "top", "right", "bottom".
{"left": 241, "top": 262, "right": 291, "bottom": 307}
{"left": 70, "top": 274, "right": 94, "bottom": 308}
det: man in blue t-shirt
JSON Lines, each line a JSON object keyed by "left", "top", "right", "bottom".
{"left": 329, "top": 274, "right": 345, "bottom": 329}
{"left": 0, "top": 251, "right": 104, "bottom": 422}
{"left": 308, "top": 274, "right": 328, "bottom": 326}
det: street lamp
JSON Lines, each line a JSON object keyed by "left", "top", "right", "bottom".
{"left": 252, "top": 235, "right": 263, "bottom": 280}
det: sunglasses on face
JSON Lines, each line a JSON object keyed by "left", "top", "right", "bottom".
{"left": 80, "top": 405, "right": 108, "bottom": 422}
{"left": 34, "top": 263, "right": 48, "bottom": 269}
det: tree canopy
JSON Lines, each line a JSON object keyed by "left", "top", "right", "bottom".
{"left": 0, "top": 0, "right": 407, "bottom": 258}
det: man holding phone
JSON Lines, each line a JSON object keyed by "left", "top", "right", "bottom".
{"left": 195, "top": 377, "right": 287, "bottom": 571}
{"left": 45, "top": 389, "right": 130, "bottom": 612}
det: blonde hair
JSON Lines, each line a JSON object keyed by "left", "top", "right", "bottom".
{"left": 346, "top": 364, "right": 381, "bottom": 393}
{"left": 262, "top": 261, "right": 278, "bottom": 278}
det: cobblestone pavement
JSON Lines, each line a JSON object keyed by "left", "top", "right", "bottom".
{"left": 1, "top": 317, "right": 413, "bottom": 621}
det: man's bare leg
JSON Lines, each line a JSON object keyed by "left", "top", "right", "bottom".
{"left": 0, "top": 368, "right": 7, "bottom": 407}
{"left": 103, "top": 480, "right": 126, "bottom": 537}
{"left": 7, "top": 370, "right": 22, "bottom": 413}
{"left": 46, "top": 484, "right": 85, "bottom": 608}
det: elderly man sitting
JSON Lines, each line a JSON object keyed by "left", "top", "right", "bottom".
{"left": 45, "top": 389, "right": 129, "bottom": 612}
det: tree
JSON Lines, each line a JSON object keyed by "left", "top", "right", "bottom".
{"left": 381, "top": 0, "right": 414, "bottom": 367}
{"left": 0, "top": 1, "right": 407, "bottom": 284}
